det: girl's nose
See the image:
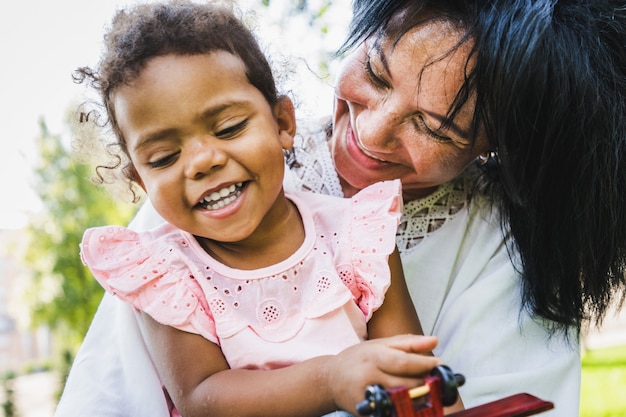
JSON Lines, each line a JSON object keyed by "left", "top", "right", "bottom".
{"left": 184, "top": 137, "right": 227, "bottom": 180}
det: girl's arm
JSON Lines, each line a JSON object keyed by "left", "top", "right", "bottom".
{"left": 367, "top": 247, "right": 425, "bottom": 338}
{"left": 142, "top": 312, "right": 439, "bottom": 417}
{"left": 367, "top": 248, "right": 466, "bottom": 414}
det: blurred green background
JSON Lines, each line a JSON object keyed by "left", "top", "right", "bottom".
{"left": 581, "top": 344, "right": 626, "bottom": 417}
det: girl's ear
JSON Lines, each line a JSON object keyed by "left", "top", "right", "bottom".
{"left": 274, "top": 96, "right": 296, "bottom": 150}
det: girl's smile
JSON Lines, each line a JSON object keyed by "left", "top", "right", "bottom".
{"left": 196, "top": 181, "right": 245, "bottom": 211}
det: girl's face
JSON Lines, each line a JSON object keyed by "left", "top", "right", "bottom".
{"left": 332, "top": 19, "right": 489, "bottom": 200}
{"left": 113, "top": 53, "right": 296, "bottom": 243}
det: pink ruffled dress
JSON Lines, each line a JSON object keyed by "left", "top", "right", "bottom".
{"left": 81, "top": 180, "right": 402, "bottom": 370}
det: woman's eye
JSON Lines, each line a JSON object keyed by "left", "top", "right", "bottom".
{"left": 216, "top": 120, "right": 248, "bottom": 139}
{"left": 148, "top": 152, "right": 180, "bottom": 169}
{"left": 416, "top": 116, "right": 452, "bottom": 143}
{"left": 364, "top": 54, "right": 388, "bottom": 89}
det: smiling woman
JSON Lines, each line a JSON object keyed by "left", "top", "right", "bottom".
{"left": 331, "top": 18, "right": 485, "bottom": 200}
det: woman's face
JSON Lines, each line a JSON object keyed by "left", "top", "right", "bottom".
{"left": 332, "top": 19, "right": 489, "bottom": 200}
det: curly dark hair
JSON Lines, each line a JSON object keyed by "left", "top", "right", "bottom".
{"left": 73, "top": 0, "right": 278, "bottom": 201}
{"left": 343, "top": 0, "right": 626, "bottom": 334}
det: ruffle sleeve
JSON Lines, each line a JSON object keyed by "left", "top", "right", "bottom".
{"left": 80, "top": 225, "right": 218, "bottom": 344}
{"left": 348, "top": 179, "right": 403, "bottom": 319}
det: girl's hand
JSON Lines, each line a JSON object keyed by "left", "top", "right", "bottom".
{"left": 324, "top": 334, "right": 440, "bottom": 414}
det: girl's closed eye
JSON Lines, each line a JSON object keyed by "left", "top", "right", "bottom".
{"left": 148, "top": 151, "right": 181, "bottom": 169}
{"left": 216, "top": 120, "right": 249, "bottom": 139}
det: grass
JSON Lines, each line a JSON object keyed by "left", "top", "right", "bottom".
{"left": 580, "top": 344, "right": 626, "bottom": 417}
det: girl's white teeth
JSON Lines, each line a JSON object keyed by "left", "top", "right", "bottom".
{"left": 201, "top": 182, "right": 243, "bottom": 210}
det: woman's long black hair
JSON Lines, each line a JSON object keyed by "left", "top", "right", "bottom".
{"left": 343, "top": 0, "right": 626, "bottom": 334}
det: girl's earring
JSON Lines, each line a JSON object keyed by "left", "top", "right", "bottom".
{"left": 284, "top": 148, "right": 300, "bottom": 168}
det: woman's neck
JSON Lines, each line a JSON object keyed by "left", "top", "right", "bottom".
{"left": 337, "top": 175, "right": 361, "bottom": 198}
{"left": 401, "top": 186, "right": 441, "bottom": 202}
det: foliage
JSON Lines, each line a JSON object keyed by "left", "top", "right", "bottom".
{"left": 580, "top": 345, "right": 626, "bottom": 417}
{"left": 18, "top": 118, "right": 137, "bottom": 351}
{"left": 1, "top": 371, "right": 17, "bottom": 417}
{"left": 258, "top": 0, "right": 334, "bottom": 24}
{"left": 244, "top": 0, "right": 350, "bottom": 118}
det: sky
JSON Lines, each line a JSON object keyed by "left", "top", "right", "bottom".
{"left": 0, "top": 0, "right": 348, "bottom": 230}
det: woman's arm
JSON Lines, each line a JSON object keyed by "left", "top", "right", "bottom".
{"left": 142, "top": 312, "right": 440, "bottom": 417}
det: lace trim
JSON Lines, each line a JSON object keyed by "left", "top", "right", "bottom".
{"left": 396, "top": 177, "right": 467, "bottom": 254}
{"left": 288, "top": 119, "right": 470, "bottom": 254}
{"left": 288, "top": 119, "right": 344, "bottom": 198}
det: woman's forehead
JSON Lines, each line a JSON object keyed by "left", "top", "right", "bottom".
{"left": 380, "top": 15, "right": 467, "bottom": 58}
{"left": 376, "top": 19, "right": 472, "bottom": 98}
{"left": 378, "top": 19, "right": 480, "bottom": 143}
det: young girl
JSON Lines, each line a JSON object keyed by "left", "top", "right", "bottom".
{"left": 75, "top": 1, "right": 439, "bottom": 416}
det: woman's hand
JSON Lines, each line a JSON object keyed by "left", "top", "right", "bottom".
{"left": 323, "top": 334, "right": 440, "bottom": 414}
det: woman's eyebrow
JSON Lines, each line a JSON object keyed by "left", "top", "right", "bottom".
{"left": 375, "top": 37, "right": 474, "bottom": 142}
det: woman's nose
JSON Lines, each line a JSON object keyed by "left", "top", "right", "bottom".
{"left": 184, "top": 138, "right": 227, "bottom": 180}
{"left": 355, "top": 102, "right": 400, "bottom": 152}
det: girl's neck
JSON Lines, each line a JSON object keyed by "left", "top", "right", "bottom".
{"left": 196, "top": 199, "right": 305, "bottom": 270}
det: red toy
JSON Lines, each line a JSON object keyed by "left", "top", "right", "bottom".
{"left": 356, "top": 365, "right": 554, "bottom": 417}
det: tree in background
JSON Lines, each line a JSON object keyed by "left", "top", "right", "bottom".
{"left": 243, "top": 0, "right": 349, "bottom": 119}
{"left": 18, "top": 118, "right": 137, "bottom": 356}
